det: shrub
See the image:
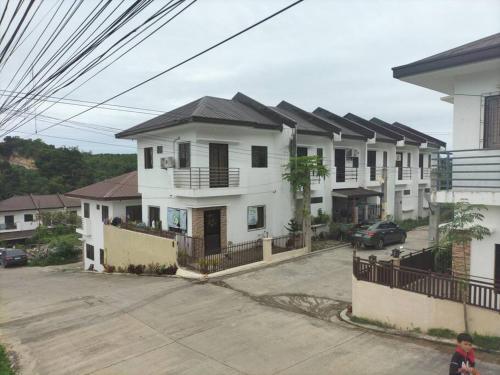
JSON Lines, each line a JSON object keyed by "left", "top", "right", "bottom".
{"left": 197, "top": 258, "right": 219, "bottom": 274}
{"left": 29, "top": 234, "right": 81, "bottom": 266}
{"left": 395, "top": 217, "right": 429, "bottom": 232}
{"left": 427, "top": 328, "right": 456, "bottom": 339}
{"left": 116, "top": 266, "right": 127, "bottom": 273}
{"left": 104, "top": 264, "right": 115, "bottom": 273}
{"left": 312, "top": 208, "right": 330, "bottom": 225}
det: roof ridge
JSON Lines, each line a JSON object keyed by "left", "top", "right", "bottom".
{"left": 103, "top": 171, "right": 134, "bottom": 198}
{"left": 277, "top": 101, "right": 341, "bottom": 134}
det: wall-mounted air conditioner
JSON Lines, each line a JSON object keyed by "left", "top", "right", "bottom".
{"left": 160, "top": 157, "right": 175, "bottom": 169}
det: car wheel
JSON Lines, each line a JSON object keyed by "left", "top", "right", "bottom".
{"left": 400, "top": 234, "right": 406, "bottom": 244}
{"left": 376, "top": 238, "right": 384, "bottom": 250}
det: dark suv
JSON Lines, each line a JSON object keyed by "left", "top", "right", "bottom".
{"left": 1, "top": 249, "right": 28, "bottom": 267}
{"left": 351, "top": 221, "right": 406, "bottom": 249}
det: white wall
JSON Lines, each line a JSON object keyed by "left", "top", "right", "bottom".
{"left": 0, "top": 207, "right": 81, "bottom": 232}
{"left": 470, "top": 206, "right": 500, "bottom": 281}
{"left": 394, "top": 145, "right": 420, "bottom": 220}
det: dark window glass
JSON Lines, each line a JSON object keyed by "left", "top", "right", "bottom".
{"left": 102, "top": 205, "right": 109, "bottom": 222}
{"left": 144, "top": 147, "right": 153, "bottom": 169}
{"left": 24, "top": 214, "right": 34, "bottom": 222}
{"left": 297, "top": 147, "right": 308, "bottom": 157}
{"left": 428, "top": 154, "right": 431, "bottom": 168}
{"left": 495, "top": 245, "right": 500, "bottom": 287}
{"left": 86, "top": 244, "right": 94, "bottom": 260}
{"left": 251, "top": 146, "right": 268, "bottom": 168}
{"left": 316, "top": 148, "right": 323, "bottom": 165}
{"left": 248, "top": 206, "right": 265, "bottom": 230}
{"left": 157, "top": 145, "right": 163, "bottom": 154}
{"left": 126, "top": 205, "right": 142, "bottom": 222}
{"left": 352, "top": 157, "right": 359, "bottom": 168}
{"left": 178, "top": 143, "right": 190, "bottom": 168}
{"left": 96, "top": 204, "right": 100, "bottom": 210}
{"left": 407, "top": 153, "right": 411, "bottom": 168}
{"left": 100, "top": 249, "right": 104, "bottom": 265}
{"left": 311, "top": 197, "right": 323, "bottom": 204}
{"left": 84, "top": 203, "right": 90, "bottom": 218}
{"left": 424, "top": 188, "right": 431, "bottom": 193}
{"left": 484, "top": 95, "right": 500, "bottom": 149}
{"left": 404, "top": 189, "right": 411, "bottom": 195}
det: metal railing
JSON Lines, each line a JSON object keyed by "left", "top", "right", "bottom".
{"left": 419, "top": 167, "right": 431, "bottom": 180}
{"left": 335, "top": 167, "right": 358, "bottom": 182}
{"left": 396, "top": 167, "right": 412, "bottom": 180}
{"left": 0, "top": 223, "right": 17, "bottom": 230}
{"left": 118, "top": 222, "right": 176, "bottom": 239}
{"left": 434, "top": 149, "right": 500, "bottom": 191}
{"left": 353, "top": 256, "right": 500, "bottom": 312}
{"left": 367, "top": 166, "right": 384, "bottom": 182}
{"left": 173, "top": 167, "right": 240, "bottom": 189}
{"left": 271, "top": 233, "right": 304, "bottom": 254}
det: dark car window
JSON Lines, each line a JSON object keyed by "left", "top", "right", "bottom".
{"left": 386, "top": 222, "right": 398, "bottom": 229}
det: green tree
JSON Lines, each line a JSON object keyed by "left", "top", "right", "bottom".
{"left": 282, "top": 156, "right": 329, "bottom": 251}
{"left": 438, "top": 200, "right": 490, "bottom": 333}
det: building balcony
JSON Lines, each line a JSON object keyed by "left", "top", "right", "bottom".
{"left": 434, "top": 149, "right": 500, "bottom": 205}
{"left": 396, "top": 167, "right": 412, "bottom": 183}
{"left": 365, "top": 167, "right": 384, "bottom": 186}
{"left": 173, "top": 167, "right": 243, "bottom": 197}
{"left": 0, "top": 223, "right": 17, "bottom": 231}
{"left": 419, "top": 167, "right": 431, "bottom": 182}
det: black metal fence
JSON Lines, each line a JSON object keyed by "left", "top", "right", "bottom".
{"left": 400, "top": 248, "right": 435, "bottom": 271}
{"left": 173, "top": 167, "right": 240, "bottom": 189}
{"left": 271, "top": 233, "right": 304, "bottom": 254}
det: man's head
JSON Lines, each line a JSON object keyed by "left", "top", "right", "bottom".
{"left": 457, "top": 333, "right": 473, "bottom": 352}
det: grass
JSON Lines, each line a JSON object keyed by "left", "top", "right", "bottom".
{"left": 0, "top": 344, "right": 15, "bottom": 375}
{"left": 427, "top": 328, "right": 457, "bottom": 339}
{"left": 349, "top": 315, "right": 395, "bottom": 329}
{"left": 426, "top": 328, "right": 500, "bottom": 351}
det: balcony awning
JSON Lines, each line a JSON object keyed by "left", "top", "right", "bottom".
{"left": 332, "top": 188, "right": 384, "bottom": 199}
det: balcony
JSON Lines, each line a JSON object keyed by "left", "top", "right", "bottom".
{"left": 0, "top": 223, "right": 17, "bottom": 231}
{"left": 366, "top": 167, "right": 384, "bottom": 186}
{"left": 173, "top": 167, "right": 243, "bottom": 197}
{"left": 434, "top": 149, "right": 500, "bottom": 205}
{"left": 419, "top": 167, "right": 431, "bottom": 181}
{"left": 396, "top": 167, "right": 412, "bottom": 182}
{"left": 334, "top": 167, "right": 359, "bottom": 183}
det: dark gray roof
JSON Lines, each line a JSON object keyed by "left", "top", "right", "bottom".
{"left": 370, "top": 117, "right": 426, "bottom": 145}
{"left": 391, "top": 121, "right": 445, "bottom": 148}
{"left": 66, "top": 172, "right": 140, "bottom": 201}
{"left": 116, "top": 93, "right": 287, "bottom": 138}
{"left": 313, "top": 107, "right": 374, "bottom": 139}
{"left": 0, "top": 194, "right": 80, "bottom": 213}
{"left": 393, "top": 33, "right": 500, "bottom": 78}
{"left": 344, "top": 113, "right": 401, "bottom": 144}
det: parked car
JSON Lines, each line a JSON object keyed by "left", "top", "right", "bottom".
{"left": 340, "top": 221, "right": 376, "bottom": 242}
{"left": 351, "top": 221, "right": 406, "bottom": 249}
{"left": 1, "top": 249, "right": 28, "bottom": 268}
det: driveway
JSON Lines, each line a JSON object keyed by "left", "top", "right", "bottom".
{"left": 1, "top": 229, "right": 499, "bottom": 375}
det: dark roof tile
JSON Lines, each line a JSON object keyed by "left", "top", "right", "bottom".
{"left": 66, "top": 172, "right": 140, "bottom": 201}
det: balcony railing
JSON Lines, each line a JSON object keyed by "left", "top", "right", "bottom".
{"left": 335, "top": 167, "right": 358, "bottom": 182}
{"left": 173, "top": 167, "right": 240, "bottom": 189}
{"left": 434, "top": 149, "right": 500, "bottom": 191}
{"left": 0, "top": 223, "right": 17, "bottom": 231}
{"left": 419, "top": 167, "right": 431, "bottom": 180}
{"left": 366, "top": 167, "right": 384, "bottom": 182}
{"left": 396, "top": 167, "right": 412, "bottom": 181}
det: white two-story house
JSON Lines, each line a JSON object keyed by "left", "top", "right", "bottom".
{"left": 0, "top": 194, "right": 80, "bottom": 242}
{"left": 66, "top": 172, "right": 142, "bottom": 271}
{"left": 393, "top": 32, "right": 500, "bottom": 283}
{"left": 115, "top": 93, "right": 295, "bottom": 256}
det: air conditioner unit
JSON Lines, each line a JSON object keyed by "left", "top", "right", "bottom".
{"left": 160, "top": 157, "right": 175, "bottom": 169}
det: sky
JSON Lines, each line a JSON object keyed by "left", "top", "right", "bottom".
{"left": 1, "top": 0, "right": 500, "bottom": 153}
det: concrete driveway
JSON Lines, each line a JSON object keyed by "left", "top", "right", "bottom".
{"left": 1, "top": 229, "right": 499, "bottom": 375}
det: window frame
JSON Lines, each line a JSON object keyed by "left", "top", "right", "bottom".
{"left": 311, "top": 196, "right": 323, "bottom": 204}
{"left": 86, "top": 244, "right": 94, "bottom": 260}
{"left": 24, "top": 214, "right": 34, "bottom": 222}
{"left": 157, "top": 145, "right": 163, "bottom": 154}
{"left": 83, "top": 203, "right": 90, "bottom": 218}
{"left": 483, "top": 95, "right": 500, "bottom": 149}
{"left": 178, "top": 142, "right": 191, "bottom": 169}
{"left": 316, "top": 148, "right": 323, "bottom": 165}
{"left": 403, "top": 189, "right": 411, "bottom": 196}
{"left": 100, "top": 249, "right": 105, "bottom": 265}
{"left": 407, "top": 153, "right": 411, "bottom": 168}
{"left": 247, "top": 205, "right": 265, "bottom": 231}
{"left": 251, "top": 145, "right": 268, "bottom": 168}
{"left": 102, "top": 205, "right": 109, "bottom": 222}
{"left": 144, "top": 147, "right": 154, "bottom": 169}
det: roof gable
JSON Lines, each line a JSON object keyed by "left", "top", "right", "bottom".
{"left": 344, "top": 113, "right": 400, "bottom": 143}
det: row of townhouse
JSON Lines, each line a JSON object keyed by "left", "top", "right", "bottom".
{"left": 68, "top": 92, "right": 444, "bottom": 272}
{"left": 0, "top": 194, "right": 80, "bottom": 242}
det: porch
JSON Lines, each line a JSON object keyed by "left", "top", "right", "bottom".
{"left": 331, "top": 188, "right": 383, "bottom": 224}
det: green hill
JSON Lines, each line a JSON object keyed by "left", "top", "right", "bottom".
{"left": 0, "top": 137, "right": 136, "bottom": 200}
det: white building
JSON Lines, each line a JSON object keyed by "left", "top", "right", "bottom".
{"left": 393, "top": 32, "right": 500, "bottom": 282}
{"left": 66, "top": 172, "right": 142, "bottom": 272}
{"left": 0, "top": 194, "right": 80, "bottom": 242}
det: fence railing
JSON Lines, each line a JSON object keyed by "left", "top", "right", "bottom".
{"left": 271, "top": 233, "right": 304, "bottom": 254}
{"left": 118, "top": 222, "right": 176, "bottom": 239}
{"left": 433, "top": 149, "right": 500, "bottom": 191}
{"left": 420, "top": 167, "right": 431, "bottom": 180}
{"left": 173, "top": 167, "right": 240, "bottom": 189}
{"left": 396, "top": 167, "right": 412, "bottom": 180}
{"left": 366, "top": 167, "right": 384, "bottom": 182}
{"left": 335, "top": 167, "right": 358, "bottom": 182}
{"left": 353, "top": 257, "right": 500, "bottom": 312}
{"left": 179, "top": 238, "right": 263, "bottom": 273}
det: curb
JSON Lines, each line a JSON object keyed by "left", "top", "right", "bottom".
{"left": 339, "top": 308, "right": 500, "bottom": 354}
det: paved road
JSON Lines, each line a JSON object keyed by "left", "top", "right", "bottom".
{"left": 1, "top": 229, "right": 499, "bottom": 375}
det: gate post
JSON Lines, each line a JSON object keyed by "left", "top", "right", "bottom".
{"left": 263, "top": 237, "right": 272, "bottom": 262}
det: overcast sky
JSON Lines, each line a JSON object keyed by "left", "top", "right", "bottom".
{"left": 3, "top": 0, "right": 500, "bottom": 153}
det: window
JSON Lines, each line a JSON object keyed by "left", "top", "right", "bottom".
{"left": 84, "top": 203, "right": 90, "bottom": 218}
{"left": 100, "top": 249, "right": 105, "bottom": 265}
{"left": 407, "top": 153, "right": 411, "bottom": 168}
{"left": 102, "top": 205, "right": 109, "bottom": 222}
{"left": 424, "top": 188, "right": 431, "bottom": 193}
{"left": 126, "top": 205, "right": 142, "bottom": 222}
{"left": 403, "top": 189, "right": 411, "bottom": 195}
{"left": 24, "top": 214, "right": 34, "bottom": 222}
{"left": 484, "top": 95, "right": 500, "bottom": 149}
{"left": 96, "top": 204, "right": 100, "bottom": 210}
{"left": 311, "top": 197, "right": 323, "bottom": 204}
{"left": 144, "top": 147, "right": 153, "bottom": 169}
{"left": 251, "top": 146, "right": 268, "bottom": 168}
{"left": 316, "top": 148, "right": 323, "bottom": 165}
{"left": 178, "top": 142, "right": 190, "bottom": 168}
{"left": 297, "top": 147, "right": 308, "bottom": 157}
{"left": 428, "top": 154, "right": 431, "bottom": 168}
{"left": 86, "top": 244, "right": 94, "bottom": 260}
{"left": 157, "top": 145, "right": 163, "bottom": 154}
{"left": 247, "top": 206, "right": 265, "bottom": 230}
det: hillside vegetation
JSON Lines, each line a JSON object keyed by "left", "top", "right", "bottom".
{"left": 0, "top": 137, "right": 136, "bottom": 200}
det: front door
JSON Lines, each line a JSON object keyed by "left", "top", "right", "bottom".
{"left": 148, "top": 206, "right": 160, "bottom": 228}
{"left": 204, "top": 209, "right": 221, "bottom": 255}
{"left": 5, "top": 215, "right": 14, "bottom": 229}
{"left": 367, "top": 150, "right": 376, "bottom": 181}
{"left": 396, "top": 152, "right": 403, "bottom": 180}
{"left": 335, "top": 149, "right": 346, "bottom": 183}
{"left": 419, "top": 154, "right": 424, "bottom": 179}
{"left": 209, "top": 143, "right": 229, "bottom": 188}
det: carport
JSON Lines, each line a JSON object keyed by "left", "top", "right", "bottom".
{"left": 331, "top": 187, "right": 383, "bottom": 223}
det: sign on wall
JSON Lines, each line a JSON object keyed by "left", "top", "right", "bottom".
{"left": 167, "top": 207, "right": 187, "bottom": 230}
{"left": 247, "top": 206, "right": 258, "bottom": 226}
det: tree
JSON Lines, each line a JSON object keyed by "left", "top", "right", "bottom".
{"left": 437, "top": 200, "right": 490, "bottom": 333}
{"left": 282, "top": 156, "right": 329, "bottom": 251}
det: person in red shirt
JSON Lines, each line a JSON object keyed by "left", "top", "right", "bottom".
{"left": 449, "top": 333, "right": 480, "bottom": 375}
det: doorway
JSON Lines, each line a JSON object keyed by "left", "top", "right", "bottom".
{"left": 419, "top": 154, "right": 424, "bottom": 179}
{"left": 204, "top": 209, "right": 221, "bottom": 255}
{"left": 335, "top": 149, "right": 346, "bottom": 183}
{"left": 148, "top": 206, "right": 160, "bottom": 228}
{"left": 396, "top": 152, "right": 403, "bottom": 180}
{"left": 4, "top": 215, "right": 14, "bottom": 229}
{"left": 367, "top": 150, "right": 377, "bottom": 181}
{"left": 209, "top": 143, "right": 229, "bottom": 188}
